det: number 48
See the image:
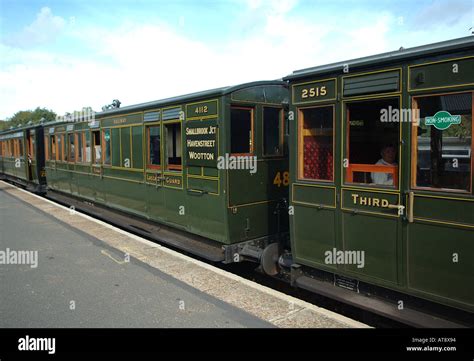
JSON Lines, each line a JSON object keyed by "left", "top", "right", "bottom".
{"left": 274, "top": 171, "right": 289, "bottom": 187}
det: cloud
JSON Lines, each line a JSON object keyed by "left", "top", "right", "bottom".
{"left": 0, "top": 7, "right": 396, "bottom": 119}
{"left": 0, "top": 3, "right": 468, "bottom": 119}
{"left": 245, "top": 0, "right": 298, "bottom": 14}
{"left": 4, "top": 7, "right": 67, "bottom": 48}
{"left": 413, "top": 0, "right": 473, "bottom": 28}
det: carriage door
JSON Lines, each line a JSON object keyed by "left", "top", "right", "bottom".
{"left": 340, "top": 96, "right": 403, "bottom": 286}
{"left": 26, "top": 130, "right": 35, "bottom": 181}
{"left": 407, "top": 91, "right": 474, "bottom": 310}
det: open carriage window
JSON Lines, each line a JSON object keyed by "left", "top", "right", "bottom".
{"left": 165, "top": 123, "right": 182, "bottom": 170}
{"left": 68, "top": 133, "right": 75, "bottom": 162}
{"left": 147, "top": 126, "right": 161, "bottom": 168}
{"left": 412, "top": 92, "right": 472, "bottom": 192}
{"left": 263, "top": 107, "right": 283, "bottom": 156}
{"left": 92, "top": 131, "right": 101, "bottom": 164}
{"left": 345, "top": 98, "right": 400, "bottom": 187}
{"left": 50, "top": 136, "right": 56, "bottom": 160}
{"left": 230, "top": 107, "right": 253, "bottom": 155}
{"left": 298, "top": 105, "right": 334, "bottom": 181}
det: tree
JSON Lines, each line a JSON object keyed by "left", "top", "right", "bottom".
{"left": 0, "top": 107, "right": 57, "bottom": 131}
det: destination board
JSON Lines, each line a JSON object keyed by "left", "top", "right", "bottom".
{"left": 185, "top": 119, "right": 218, "bottom": 167}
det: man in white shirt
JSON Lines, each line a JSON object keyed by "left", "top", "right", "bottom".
{"left": 371, "top": 144, "right": 397, "bottom": 185}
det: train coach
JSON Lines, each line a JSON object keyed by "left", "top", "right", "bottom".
{"left": 284, "top": 36, "right": 474, "bottom": 315}
{"left": 1, "top": 37, "right": 473, "bottom": 326}
{"left": 0, "top": 124, "right": 47, "bottom": 193}
{"left": 41, "top": 81, "right": 289, "bottom": 264}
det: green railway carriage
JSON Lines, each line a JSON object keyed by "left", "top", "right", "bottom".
{"left": 284, "top": 36, "right": 474, "bottom": 313}
{"left": 44, "top": 81, "right": 289, "bottom": 259}
{"left": 0, "top": 124, "right": 47, "bottom": 193}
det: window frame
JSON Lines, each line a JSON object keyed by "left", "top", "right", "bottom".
{"left": 297, "top": 104, "right": 336, "bottom": 182}
{"left": 29, "top": 134, "right": 36, "bottom": 159}
{"left": 50, "top": 135, "right": 56, "bottom": 161}
{"left": 102, "top": 129, "right": 112, "bottom": 166}
{"left": 74, "top": 132, "right": 84, "bottom": 164}
{"left": 146, "top": 124, "right": 162, "bottom": 170}
{"left": 92, "top": 130, "right": 101, "bottom": 165}
{"left": 230, "top": 106, "right": 254, "bottom": 156}
{"left": 163, "top": 121, "right": 182, "bottom": 172}
{"left": 84, "top": 131, "right": 91, "bottom": 164}
{"left": 343, "top": 96, "right": 401, "bottom": 190}
{"left": 61, "top": 134, "right": 67, "bottom": 162}
{"left": 13, "top": 139, "right": 18, "bottom": 157}
{"left": 68, "top": 133, "right": 75, "bottom": 163}
{"left": 262, "top": 106, "right": 284, "bottom": 157}
{"left": 44, "top": 135, "right": 49, "bottom": 161}
{"left": 411, "top": 90, "right": 474, "bottom": 194}
{"left": 55, "top": 134, "right": 61, "bottom": 161}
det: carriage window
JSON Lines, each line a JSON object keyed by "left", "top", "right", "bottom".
{"left": 62, "top": 134, "right": 67, "bottom": 161}
{"left": 147, "top": 126, "right": 161, "bottom": 168}
{"left": 103, "top": 129, "right": 111, "bottom": 165}
{"left": 57, "top": 135, "right": 62, "bottom": 161}
{"left": 69, "top": 134, "right": 76, "bottom": 162}
{"left": 299, "top": 106, "right": 334, "bottom": 181}
{"left": 132, "top": 126, "right": 143, "bottom": 169}
{"left": 165, "top": 123, "right": 182, "bottom": 170}
{"left": 263, "top": 107, "right": 283, "bottom": 156}
{"left": 413, "top": 92, "right": 472, "bottom": 192}
{"left": 93, "top": 131, "right": 101, "bottom": 164}
{"left": 12, "top": 140, "right": 16, "bottom": 157}
{"left": 231, "top": 107, "right": 253, "bottom": 154}
{"left": 85, "top": 131, "right": 91, "bottom": 163}
{"left": 30, "top": 135, "right": 35, "bottom": 158}
{"left": 76, "top": 133, "right": 83, "bottom": 163}
{"left": 345, "top": 98, "right": 400, "bottom": 187}
{"left": 44, "top": 136, "right": 49, "bottom": 160}
{"left": 51, "top": 136, "right": 56, "bottom": 160}
{"left": 18, "top": 138, "right": 24, "bottom": 157}
{"left": 68, "top": 134, "right": 75, "bottom": 162}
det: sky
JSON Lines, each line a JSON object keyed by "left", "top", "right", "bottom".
{"left": 0, "top": 0, "right": 473, "bottom": 119}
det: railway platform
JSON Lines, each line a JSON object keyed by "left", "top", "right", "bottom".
{"left": 0, "top": 181, "right": 367, "bottom": 328}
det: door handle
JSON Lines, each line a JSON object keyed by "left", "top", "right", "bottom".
{"left": 407, "top": 191, "right": 414, "bottom": 223}
{"left": 387, "top": 204, "right": 405, "bottom": 216}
